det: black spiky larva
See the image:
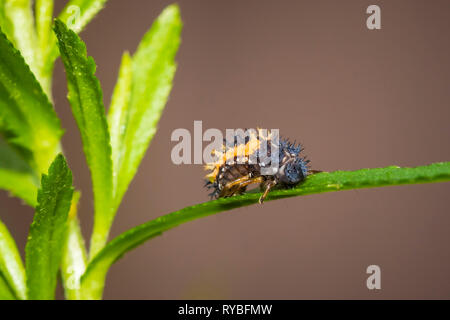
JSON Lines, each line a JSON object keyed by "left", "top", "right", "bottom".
{"left": 204, "top": 130, "right": 319, "bottom": 204}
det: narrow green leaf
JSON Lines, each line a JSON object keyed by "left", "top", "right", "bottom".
{"left": 0, "top": 26, "right": 63, "bottom": 175}
{"left": 53, "top": 20, "right": 113, "bottom": 258}
{"left": 0, "top": 272, "right": 16, "bottom": 299}
{"left": 108, "top": 4, "right": 181, "bottom": 211}
{"left": 61, "top": 191, "right": 87, "bottom": 300}
{"left": 0, "top": 219, "right": 26, "bottom": 300}
{"left": 81, "top": 162, "right": 450, "bottom": 299}
{"left": 26, "top": 154, "right": 73, "bottom": 300}
{"left": 0, "top": 1, "right": 14, "bottom": 43}
{"left": 1, "top": 0, "right": 41, "bottom": 86}
{"left": 107, "top": 52, "right": 131, "bottom": 199}
{"left": 0, "top": 136, "right": 39, "bottom": 206}
{"left": 35, "top": 0, "right": 54, "bottom": 95}
{"left": 46, "top": 0, "right": 108, "bottom": 66}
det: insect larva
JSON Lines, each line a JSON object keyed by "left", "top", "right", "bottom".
{"left": 204, "top": 130, "right": 319, "bottom": 203}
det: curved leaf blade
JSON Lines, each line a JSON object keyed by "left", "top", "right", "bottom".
{"left": 54, "top": 19, "right": 113, "bottom": 257}
{"left": 81, "top": 162, "right": 450, "bottom": 299}
{"left": 0, "top": 26, "right": 63, "bottom": 174}
{"left": 25, "top": 154, "right": 73, "bottom": 300}
{"left": 0, "top": 219, "right": 26, "bottom": 300}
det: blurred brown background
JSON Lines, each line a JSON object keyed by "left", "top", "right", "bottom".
{"left": 1, "top": 0, "right": 450, "bottom": 299}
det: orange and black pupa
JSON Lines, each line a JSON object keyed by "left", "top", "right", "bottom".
{"left": 204, "top": 130, "right": 320, "bottom": 204}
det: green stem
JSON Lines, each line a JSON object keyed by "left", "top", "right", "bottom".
{"left": 88, "top": 222, "right": 110, "bottom": 261}
{"left": 80, "top": 162, "right": 450, "bottom": 299}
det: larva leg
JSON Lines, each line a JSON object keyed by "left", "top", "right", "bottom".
{"left": 220, "top": 176, "right": 264, "bottom": 197}
{"left": 219, "top": 175, "right": 251, "bottom": 197}
{"left": 259, "top": 180, "right": 277, "bottom": 204}
{"left": 230, "top": 176, "right": 264, "bottom": 196}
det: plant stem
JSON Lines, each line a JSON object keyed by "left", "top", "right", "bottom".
{"left": 80, "top": 162, "right": 450, "bottom": 299}
{"left": 61, "top": 191, "right": 88, "bottom": 300}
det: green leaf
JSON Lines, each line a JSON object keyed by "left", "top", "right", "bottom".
{"left": 25, "top": 154, "right": 73, "bottom": 300}
{"left": 80, "top": 162, "right": 450, "bottom": 299}
{"left": 35, "top": 0, "right": 54, "bottom": 95}
{"left": 0, "top": 1, "right": 14, "bottom": 43}
{"left": 0, "top": 219, "right": 26, "bottom": 300}
{"left": 0, "top": 272, "right": 16, "bottom": 299}
{"left": 46, "top": 0, "right": 108, "bottom": 66}
{"left": 107, "top": 52, "right": 131, "bottom": 202}
{"left": 0, "top": 136, "right": 39, "bottom": 206}
{"left": 0, "top": 26, "right": 63, "bottom": 175}
{"left": 53, "top": 19, "right": 113, "bottom": 258}
{"left": 108, "top": 3, "right": 181, "bottom": 211}
{"left": 61, "top": 191, "right": 88, "bottom": 300}
{"left": 0, "top": 0, "right": 41, "bottom": 86}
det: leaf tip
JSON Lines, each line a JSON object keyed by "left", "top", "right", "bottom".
{"left": 48, "top": 153, "right": 72, "bottom": 184}
{"left": 159, "top": 3, "right": 182, "bottom": 28}
{"left": 53, "top": 18, "right": 65, "bottom": 35}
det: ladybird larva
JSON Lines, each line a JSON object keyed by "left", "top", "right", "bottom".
{"left": 204, "top": 129, "right": 317, "bottom": 203}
